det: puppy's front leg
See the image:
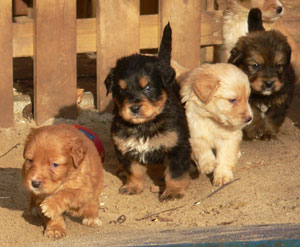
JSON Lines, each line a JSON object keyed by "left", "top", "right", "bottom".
{"left": 191, "top": 139, "right": 217, "bottom": 175}
{"left": 44, "top": 215, "right": 66, "bottom": 239}
{"left": 119, "top": 161, "right": 147, "bottom": 195}
{"left": 160, "top": 147, "right": 190, "bottom": 201}
{"left": 213, "top": 137, "right": 241, "bottom": 186}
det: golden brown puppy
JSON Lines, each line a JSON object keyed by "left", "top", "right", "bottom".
{"left": 22, "top": 123, "right": 103, "bottom": 238}
{"left": 179, "top": 63, "right": 252, "bottom": 186}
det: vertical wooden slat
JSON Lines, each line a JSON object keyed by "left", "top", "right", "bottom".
{"left": 205, "top": 0, "right": 215, "bottom": 63}
{"left": 96, "top": 0, "right": 140, "bottom": 111}
{"left": 159, "top": 0, "right": 201, "bottom": 68}
{"left": 0, "top": 1, "right": 13, "bottom": 127}
{"left": 34, "top": 0, "right": 77, "bottom": 124}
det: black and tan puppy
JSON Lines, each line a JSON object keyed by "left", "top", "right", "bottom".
{"left": 228, "top": 8, "right": 295, "bottom": 140}
{"left": 105, "top": 23, "right": 191, "bottom": 201}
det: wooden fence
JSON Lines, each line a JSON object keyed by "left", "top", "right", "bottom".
{"left": 0, "top": 0, "right": 227, "bottom": 127}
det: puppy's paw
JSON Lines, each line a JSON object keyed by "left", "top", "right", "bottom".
{"left": 82, "top": 217, "right": 103, "bottom": 227}
{"left": 260, "top": 133, "right": 276, "bottom": 141}
{"left": 213, "top": 169, "right": 233, "bottom": 186}
{"left": 40, "top": 197, "right": 64, "bottom": 219}
{"left": 45, "top": 226, "right": 66, "bottom": 239}
{"left": 200, "top": 161, "right": 218, "bottom": 175}
{"left": 159, "top": 190, "right": 184, "bottom": 202}
{"left": 119, "top": 184, "right": 143, "bottom": 195}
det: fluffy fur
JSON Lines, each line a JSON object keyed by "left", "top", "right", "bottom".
{"left": 216, "top": 0, "right": 284, "bottom": 62}
{"left": 22, "top": 123, "right": 103, "bottom": 238}
{"left": 229, "top": 8, "right": 295, "bottom": 140}
{"left": 105, "top": 23, "right": 191, "bottom": 201}
{"left": 216, "top": 0, "right": 300, "bottom": 80}
{"left": 179, "top": 63, "right": 252, "bottom": 186}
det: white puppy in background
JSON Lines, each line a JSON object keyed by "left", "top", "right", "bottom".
{"left": 178, "top": 63, "right": 253, "bottom": 186}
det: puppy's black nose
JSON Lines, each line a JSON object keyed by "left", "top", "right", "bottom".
{"left": 31, "top": 180, "right": 42, "bottom": 188}
{"left": 245, "top": 116, "right": 253, "bottom": 124}
{"left": 264, "top": 80, "right": 275, "bottom": 88}
{"left": 276, "top": 6, "right": 282, "bottom": 14}
{"left": 130, "top": 104, "right": 141, "bottom": 114}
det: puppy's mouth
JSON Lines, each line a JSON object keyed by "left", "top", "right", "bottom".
{"left": 262, "top": 89, "right": 273, "bottom": 95}
{"left": 120, "top": 99, "right": 166, "bottom": 124}
{"left": 251, "top": 78, "right": 283, "bottom": 95}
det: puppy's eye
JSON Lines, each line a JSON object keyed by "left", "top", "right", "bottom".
{"left": 143, "top": 84, "right": 152, "bottom": 93}
{"left": 51, "top": 163, "right": 59, "bottom": 168}
{"left": 119, "top": 88, "right": 126, "bottom": 95}
{"left": 250, "top": 63, "right": 260, "bottom": 71}
{"left": 27, "top": 159, "right": 33, "bottom": 164}
{"left": 228, "top": 98, "right": 237, "bottom": 104}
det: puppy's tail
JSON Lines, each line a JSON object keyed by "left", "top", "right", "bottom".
{"left": 248, "top": 8, "right": 265, "bottom": 32}
{"left": 158, "top": 22, "right": 172, "bottom": 65}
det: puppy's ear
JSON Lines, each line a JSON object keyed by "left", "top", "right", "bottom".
{"left": 248, "top": 8, "right": 265, "bottom": 32}
{"left": 70, "top": 137, "right": 87, "bottom": 168}
{"left": 228, "top": 47, "right": 243, "bottom": 65}
{"left": 193, "top": 73, "right": 220, "bottom": 104}
{"left": 104, "top": 68, "right": 115, "bottom": 96}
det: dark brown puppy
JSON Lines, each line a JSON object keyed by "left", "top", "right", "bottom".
{"left": 228, "top": 8, "right": 295, "bottom": 140}
{"left": 105, "top": 23, "right": 191, "bottom": 201}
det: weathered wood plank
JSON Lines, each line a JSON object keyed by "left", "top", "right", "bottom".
{"left": 96, "top": 0, "right": 140, "bottom": 111}
{"left": 159, "top": 0, "right": 201, "bottom": 68}
{"left": 34, "top": 0, "right": 77, "bottom": 124}
{"left": 12, "top": 12, "right": 223, "bottom": 58}
{"left": 201, "top": 10, "right": 223, "bottom": 46}
{"left": 140, "top": 15, "right": 159, "bottom": 49}
{"left": 0, "top": 1, "right": 14, "bottom": 128}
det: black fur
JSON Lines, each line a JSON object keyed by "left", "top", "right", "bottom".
{"left": 105, "top": 23, "right": 191, "bottom": 200}
{"left": 228, "top": 8, "right": 295, "bottom": 140}
{"left": 248, "top": 8, "right": 264, "bottom": 32}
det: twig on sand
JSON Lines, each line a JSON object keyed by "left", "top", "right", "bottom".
{"left": 135, "top": 204, "right": 186, "bottom": 221}
{"left": 194, "top": 177, "right": 240, "bottom": 205}
{"left": 0, "top": 143, "right": 20, "bottom": 159}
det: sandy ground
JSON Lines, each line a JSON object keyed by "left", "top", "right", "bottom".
{"left": 0, "top": 81, "right": 300, "bottom": 246}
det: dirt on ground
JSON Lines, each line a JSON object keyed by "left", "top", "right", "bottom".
{"left": 0, "top": 79, "right": 300, "bottom": 246}
{"left": 1, "top": 1, "right": 300, "bottom": 244}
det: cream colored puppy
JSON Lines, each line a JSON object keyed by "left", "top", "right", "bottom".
{"left": 179, "top": 63, "right": 252, "bottom": 186}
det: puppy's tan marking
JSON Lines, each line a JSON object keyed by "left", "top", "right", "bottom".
{"left": 119, "top": 91, "right": 167, "bottom": 124}
{"left": 139, "top": 76, "right": 149, "bottom": 88}
{"left": 119, "top": 162, "right": 147, "bottom": 195}
{"left": 160, "top": 167, "right": 189, "bottom": 200}
{"left": 118, "top": 79, "right": 127, "bottom": 90}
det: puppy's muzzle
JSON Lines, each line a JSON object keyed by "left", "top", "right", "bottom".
{"left": 31, "top": 179, "right": 42, "bottom": 189}
{"left": 262, "top": 79, "right": 275, "bottom": 94}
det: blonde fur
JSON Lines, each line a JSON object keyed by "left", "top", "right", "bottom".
{"left": 179, "top": 63, "right": 252, "bottom": 186}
